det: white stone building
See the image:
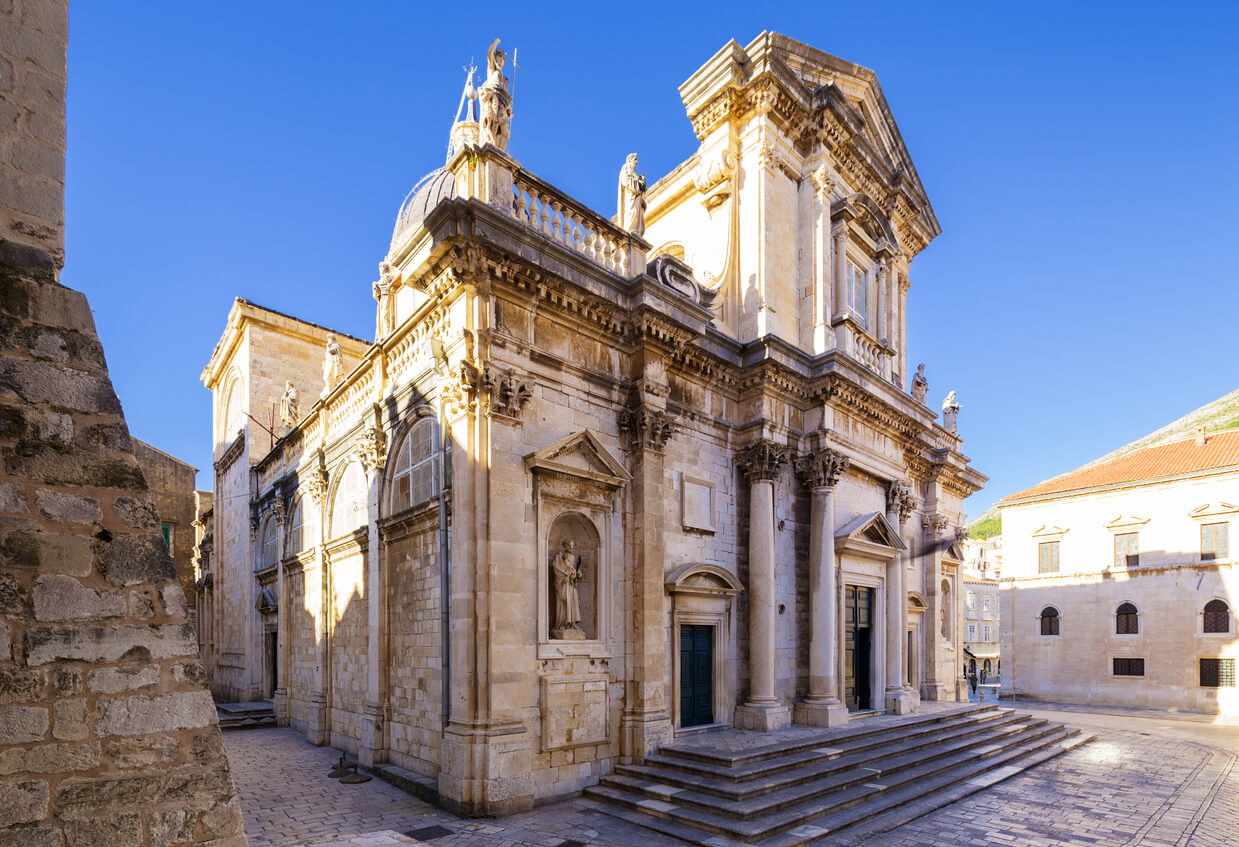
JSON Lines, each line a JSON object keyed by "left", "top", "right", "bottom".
{"left": 199, "top": 32, "right": 985, "bottom": 815}
{"left": 999, "top": 425, "right": 1239, "bottom": 715}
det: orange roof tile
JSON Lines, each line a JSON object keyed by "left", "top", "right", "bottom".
{"left": 1000, "top": 428, "right": 1239, "bottom": 503}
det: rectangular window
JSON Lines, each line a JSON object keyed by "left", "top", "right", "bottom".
{"left": 847, "top": 260, "right": 867, "bottom": 329}
{"left": 1202, "top": 523, "right": 1229, "bottom": 561}
{"left": 983, "top": 595, "right": 992, "bottom": 611}
{"left": 1038, "top": 541, "right": 1060, "bottom": 573}
{"left": 1200, "top": 658, "right": 1236, "bottom": 687}
{"left": 161, "top": 524, "right": 173, "bottom": 554}
{"left": 1113, "top": 658, "right": 1145, "bottom": 677}
{"left": 1114, "top": 532, "right": 1139, "bottom": 568}
{"left": 983, "top": 624, "right": 992, "bottom": 641}
{"left": 967, "top": 623, "right": 977, "bottom": 641}
{"left": 966, "top": 592, "right": 976, "bottom": 610}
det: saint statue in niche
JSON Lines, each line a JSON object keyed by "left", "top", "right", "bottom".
{"left": 321, "top": 334, "right": 342, "bottom": 398}
{"left": 479, "top": 38, "right": 513, "bottom": 152}
{"left": 279, "top": 380, "right": 300, "bottom": 430}
{"left": 550, "top": 538, "right": 585, "bottom": 640}
{"left": 618, "top": 153, "right": 647, "bottom": 236}
{"left": 911, "top": 363, "right": 928, "bottom": 404}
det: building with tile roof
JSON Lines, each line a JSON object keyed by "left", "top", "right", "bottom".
{"left": 998, "top": 423, "right": 1239, "bottom": 715}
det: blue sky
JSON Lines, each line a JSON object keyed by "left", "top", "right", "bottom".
{"left": 62, "top": 2, "right": 1239, "bottom": 517}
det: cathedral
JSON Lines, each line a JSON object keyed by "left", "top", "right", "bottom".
{"left": 197, "top": 32, "right": 985, "bottom": 815}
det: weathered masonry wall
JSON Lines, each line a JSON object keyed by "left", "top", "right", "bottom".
{"left": 0, "top": 2, "right": 248, "bottom": 845}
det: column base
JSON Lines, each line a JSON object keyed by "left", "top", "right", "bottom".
{"left": 884, "top": 687, "right": 916, "bottom": 715}
{"left": 793, "top": 698, "right": 849, "bottom": 728}
{"left": 955, "top": 677, "right": 971, "bottom": 701}
{"left": 734, "top": 701, "right": 791, "bottom": 732}
{"left": 919, "top": 682, "right": 948, "bottom": 702}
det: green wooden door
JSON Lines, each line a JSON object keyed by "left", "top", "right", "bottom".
{"left": 680, "top": 625, "right": 714, "bottom": 727}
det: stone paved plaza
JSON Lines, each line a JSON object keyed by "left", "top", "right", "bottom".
{"left": 225, "top": 701, "right": 1239, "bottom": 847}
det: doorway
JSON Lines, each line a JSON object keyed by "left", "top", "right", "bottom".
{"left": 845, "top": 585, "right": 873, "bottom": 711}
{"left": 680, "top": 624, "right": 714, "bottom": 727}
{"left": 265, "top": 630, "right": 278, "bottom": 699}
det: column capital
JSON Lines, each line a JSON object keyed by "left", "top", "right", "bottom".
{"left": 887, "top": 479, "right": 917, "bottom": 522}
{"left": 796, "top": 448, "right": 850, "bottom": 490}
{"left": 738, "top": 440, "right": 787, "bottom": 482}
{"left": 831, "top": 221, "right": 849, "bottom": 241}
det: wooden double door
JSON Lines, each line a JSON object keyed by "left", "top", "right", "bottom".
{"left": 844, "top": 585, "right": 873, "bottom": 711}
{"left": 680, "top": 624, "right": 714, "bottom": 727}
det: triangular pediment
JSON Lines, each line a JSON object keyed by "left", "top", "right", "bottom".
{"left": 524, "top": 429, "right": 631, "bottom": 489}
{"left": 1189, "top": 502, "right": 1239, "bottom": 519}
{"left": 835, "top": 511, "right": 906, "bottom": 559}
{"left": 1032, "top": 524, "right": 1069, "bottom": 538}
{"left": 1106, "top": 514, "right": 1151, "bottom": 530}
{"left": 943, "top": 540, "right": 966, "bottom": 564}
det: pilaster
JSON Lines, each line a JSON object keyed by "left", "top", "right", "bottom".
{"left": 885, "top": 480, "right": 917, "bottom": 715}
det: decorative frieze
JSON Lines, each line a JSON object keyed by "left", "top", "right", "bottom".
{"left": 738, "top": 440, "right": 787, "bottom": 482}
{"left": 618, "top": 404, "right": 675, "bottom": 452}
{"left": 795, "top": 448, "right": 850, "bottom": 490}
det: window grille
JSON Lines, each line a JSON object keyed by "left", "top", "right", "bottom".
{"left": 1115, "top": 602, "right": 1139, "bottom": 634}
{"left": 1204, "top": 599, "right": 1230, "bottom": 633}
{"left": 1113, "top": 658, "right": 1144, "bottom": 676}
{"left": 1200, "top": 658, "right": 1236, "bottom": 687}
{"left": 1040, "top": 607, "right": 1060, "bottom": 636}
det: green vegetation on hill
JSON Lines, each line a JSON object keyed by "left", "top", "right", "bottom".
{"left": 969, "top": 515, "right": 1001, "bottom": 539}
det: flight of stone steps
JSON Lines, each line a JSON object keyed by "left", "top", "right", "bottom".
{"left": 215, "top": 701, "right": 277, "bottom": 731}
{"left": 585, "top": 703, "right": 1092, "bottom": 847}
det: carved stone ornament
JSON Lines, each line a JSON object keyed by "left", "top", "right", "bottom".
{"left": 478, "top": 38, "right": 513, "bottom": 152}
{"left": 482, "top": 365, "right": 533, "bottom": 419}
{"left": 443, "top": 358, "right": 481, "bottom": 417}
{"left": 271, "top": 497, "right": 286, "bottom": 527}
{"left": 887, "top": 480, "right": 917, "bottom": 522}
{"left": 921, "top": 512, "right": 950, "bottom": 537}
{"left": 357, "top": 425, "right": 387, "bottom": 472}
{"left": 618, "top": 404, "right": 675, "bottom": 452}
{"left": 304, "top": 463, "right": 329, "bottom": 505}
{"left": 955, "top": 526, "right": 970, "bottom": 543}
{"left": 795, "top": 447, "right": 850, "bottom": 490}
{"left": 650, "top": 253, "right": 717, "bottom": 311}
{"left": 738, "top": 440, "right": 787, "bottom": 482}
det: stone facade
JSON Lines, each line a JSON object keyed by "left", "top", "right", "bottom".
{"left": 0, "top": 3, "right": 247, "bottom": 845}
{"left": 962, "top": 576, "right": 999, "bottom": 679}
{"left": 132, "top": 439, "right": 198, "bottom": 621}
{"left": 202, "top": 32, "right": 985, "bottom": 815}
{"left": 999, "top": 426, "right": 1239, "bottom": 715}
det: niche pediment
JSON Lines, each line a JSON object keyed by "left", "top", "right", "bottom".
{"left": 665, "top": 562, "right": 743, "bottom": 597}
{"left": 525, "top": 430, "right": 631, "bottom": 491}
{"left": 835, "top": 512, "right": 906, "bottom": 560}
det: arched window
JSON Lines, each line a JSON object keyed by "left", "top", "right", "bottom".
{"left": 389, "top": 418, "right": 436, "bottom": 514}
{"left": 1204, "top": 599, "right": 1230, "bottom": 633}
{"left": 285, "top": 497, "right": 306, "bottom": 557}
{"left": 258, "top": 517, "right": 278, "bottom": 570}
{"left": 330, "top": 462, "right": 366, "bottom": 538}
{"left": 1040, "top": 606, "right": 1060, "bottom": 636}
{"left": 1116, "top": 602, "right": 1139, "bottom": 634}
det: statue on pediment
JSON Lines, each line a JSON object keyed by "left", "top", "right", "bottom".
{"left": 321, "top": 334, "right": 342, "bottom": 398}
{"left": 279, "top": 381, "right": 300, "bottom": 430}
{"left": 911, "top": 363, "right": 928, "bottom": 404}
{"left": 479, "top": 38, "right": 513, "bottom": 152}
{"left": 618, "top": 153, "right": 647, "bottom": 236}
{"left": 942, "top": 390, "right": 960, "bottom": 434}
{"left": 550, "top": 538, "right": 585, "bottom": 640}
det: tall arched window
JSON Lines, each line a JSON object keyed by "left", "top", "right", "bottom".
{"left": 330, "top": 462, "right": 366, "bottom": 538}
{"left": 1204, "top": 599, "right": 1231, "bottom": 633}
{"left": 390, "top": 418, "right": 437, "bottom": 514}
{"left": 1040, "top": 606, "right": 1060, "bottom": 636}
{"left": 285, "top": 497, "right": 305, "bottom": 557}
{"left": 258, "top": 517, "right": 278, "bottom": 570}
{"left": 1115, "top": 602, "right": 1139, "bottom": 634}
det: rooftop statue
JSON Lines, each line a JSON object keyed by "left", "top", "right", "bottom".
{"left": 911, "top": 363, "right": 928, "bottom": 404}
{"left": 942, "top": 390, "right": 961, "bottom": 434}
{"left": 321, "top": 333, "right": 342, "bottom": 398}
{"left": 479, "top": 38, "right": 513, "bottom": 152}
{"left": 279, "top": 380, "right": 300, "bottom": 430}
{"left": 618, "top": 153, "right": 647, "bottom": 236}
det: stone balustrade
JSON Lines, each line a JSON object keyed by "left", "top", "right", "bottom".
{"left": 510, "top": 170, "right": 634, "bottom": 276}
{"left": 839, "top": 320, "right": 892, "bottom": 381}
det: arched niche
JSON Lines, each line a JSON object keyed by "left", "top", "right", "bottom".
{"left": 547, "top": 512, "right": 600, "bottom": 641}
{"left": 665, "top": 563, "right": 742, "bottom": 731}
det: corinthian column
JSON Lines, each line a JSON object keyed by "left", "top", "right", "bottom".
{"left": 885, "top": 480, "right": 917, "bottom": 715}
{"left": 735, "top": 440, "right": 791, "bottom": 732}
{"left": 793, "top": 447, "right": 850, "bottom": 727}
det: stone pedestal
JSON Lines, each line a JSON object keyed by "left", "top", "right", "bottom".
{"left": 735, "top": 701, "right": 792, "bottom": 732}
{"left": 306, "top": 694, "right": 330, "bottom": 746}
{"left": 438, "top": 722, "right": 534, "bottom": 817}
{"left": 359, "top": 700, "right": 386, "bottom": 767}
{"left": 273, "top": 686, "right": 289, "bottom": 725}
{"left": 793, "top": 699, "right": 849, "bottom": 727}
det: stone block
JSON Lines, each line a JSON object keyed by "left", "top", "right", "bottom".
{"left": 127, "top": 588, "right": 154, "bottom": 620}
{"left": 0, "top": 619, "right": 7, "bottom": 659}
{"left": 52, "top": 697, "right": 87, "bottom": 740}
{"left": 0, "top": 740, "right": 100, "bottom": 774}
{"left": 63, "top": 811, "right": 142, "bottom": 847}
{"left": 95, "top": 690, "right": 215, "bottom": 737}
{"left": 171, "top": 660, "right": 204, "bottom": 686}
{"left": 189, "top": 727, "right": 224, "bottom": 761}
{"left": 200, "top": 795, "right": 244, "bottom": 837}
{"left": 0, "top": 778, "right": 48, "bottom": 826}
{"left": 24, "top": 622, "right": 197, "bottom": 666}
{"left": 54, "top": 773, "right": 164, "bottom": 810}
{"left": 0, "top": 571, "right": 27, "bottom": 613}
{"left": 0, "top": 482, "right": 25, "bottom": 513}
{"left": 32, "top": 489, "right": 100, "bottom": 524}
{"left": 0, "top": 704, "right": 48, "bottom": 743}
{"left": 0, "top": 358, "right": 119, "bottom": 416}
{"left": 112, "top": 496, "right": 157, "bottom": 529}
{"left": 33, "top": 531, "right": 93, "bottom": 577}
{"left": 33, "top": 574, "right": 124, "bottom": 621}
{"left": 87, "top": 665, "right": 159, "bottom": 694}
{"left": 29, "top": 332, "right": 69, "bottom": 363}
{"left": 148, "top": 806, "right": 193, "bottom": 847}
{"left": 0, "top": 826, "right": 61, "bottom": 847}
{"left": 11, "top": 449, "right": 143, "bottom": 492}
{"left": 104, "top": 735, "right": 178, "bottom": 770}
{"left": 100, "top": 533, "right": 176, "bottom": 586}
{"left": 161, "top": 582, "right": 188, "bottom": 619}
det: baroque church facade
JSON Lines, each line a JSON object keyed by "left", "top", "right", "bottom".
{"left": 197, "top": 33, "right": 985, "bottom": 815}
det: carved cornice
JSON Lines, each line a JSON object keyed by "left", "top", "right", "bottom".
{"left": 814, "top": 375, "right": 921, "bottom": 442}
{"left": 738, "top": 440, "right": 787, "bottom": 482}
{"left": 618, "top": 404, "right": 675, "bottom": 452}
{"left": 739, "top": 361, "right": 809, "bottom": 402}
{"left": 796, "top": 447, "right": 850, "bottom": 490}
{"left": 213, "top": 431, "right": 245, "bottom": 475}
{"left": 886, "top": 480, "right": 917, "bottom": 522}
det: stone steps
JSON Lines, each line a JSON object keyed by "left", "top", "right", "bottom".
{"left": 216, "top": 701, "right": 276, "bottom": 731}
{"left": 585, "top": 706, "right": 1092, "bottom": 846}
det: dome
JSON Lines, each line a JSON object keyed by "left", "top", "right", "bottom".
{"left": 391, "top": 168, "right": 456, "bottom": 249}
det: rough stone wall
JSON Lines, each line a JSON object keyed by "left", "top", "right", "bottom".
{"left": 132, "top": 439, "right": 198, "bottom": 613}
{"left": 0, "top": 0, "right": 65, "bottom": 264}
{"left": 0, "top": 244, "right": 248, "bottom": 846}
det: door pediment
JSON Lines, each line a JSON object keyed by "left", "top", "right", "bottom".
{"left": 835, "top": 512, "right": 906, "bottom": 560}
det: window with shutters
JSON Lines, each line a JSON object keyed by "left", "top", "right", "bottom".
{"left": 1114, "top": 532, "right": 1139, "bottom": 568}
{"left": 285, "top": 497, "right": 306, "bottom": 557}
{"left": 259, "top": 517, "right": 278, "bottom": 571}
{"left": 1038, "top": 541, "right": 1060, "bottom": 574}
{"left": 390, "top": 418, "right": 437, "bottom": 515}
{"left": 1202, "top": 522, "right": 1229, "bottom": 561}
{"left": 161, "top": 524, "right": 173, "bottom": 554}
{"left": 983, "top": 624, "right": 992, "bottom": 641}
{"left": 1115, "top": 602, "right": 1139, "bottom": 634}
{"left": 1200, "top": 658, "right": 1236, "bottom": 687}
{"left": 966, "top": 591, "right": 976, "bottom": 610}
{"left": 967, "top": 623, "right": 977, "bottom": 641}
{"left": 1113, "top": 658, "right": 1145, "bottom": 676}
{"left": 847, "top": 260, "right": 868, "bottom": 329}
{"left": 1204, "top": 599, "right": 1230, "bottom": 634}
{"left": 1040, "top": 606, "right": 1060, "bottom": 636}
